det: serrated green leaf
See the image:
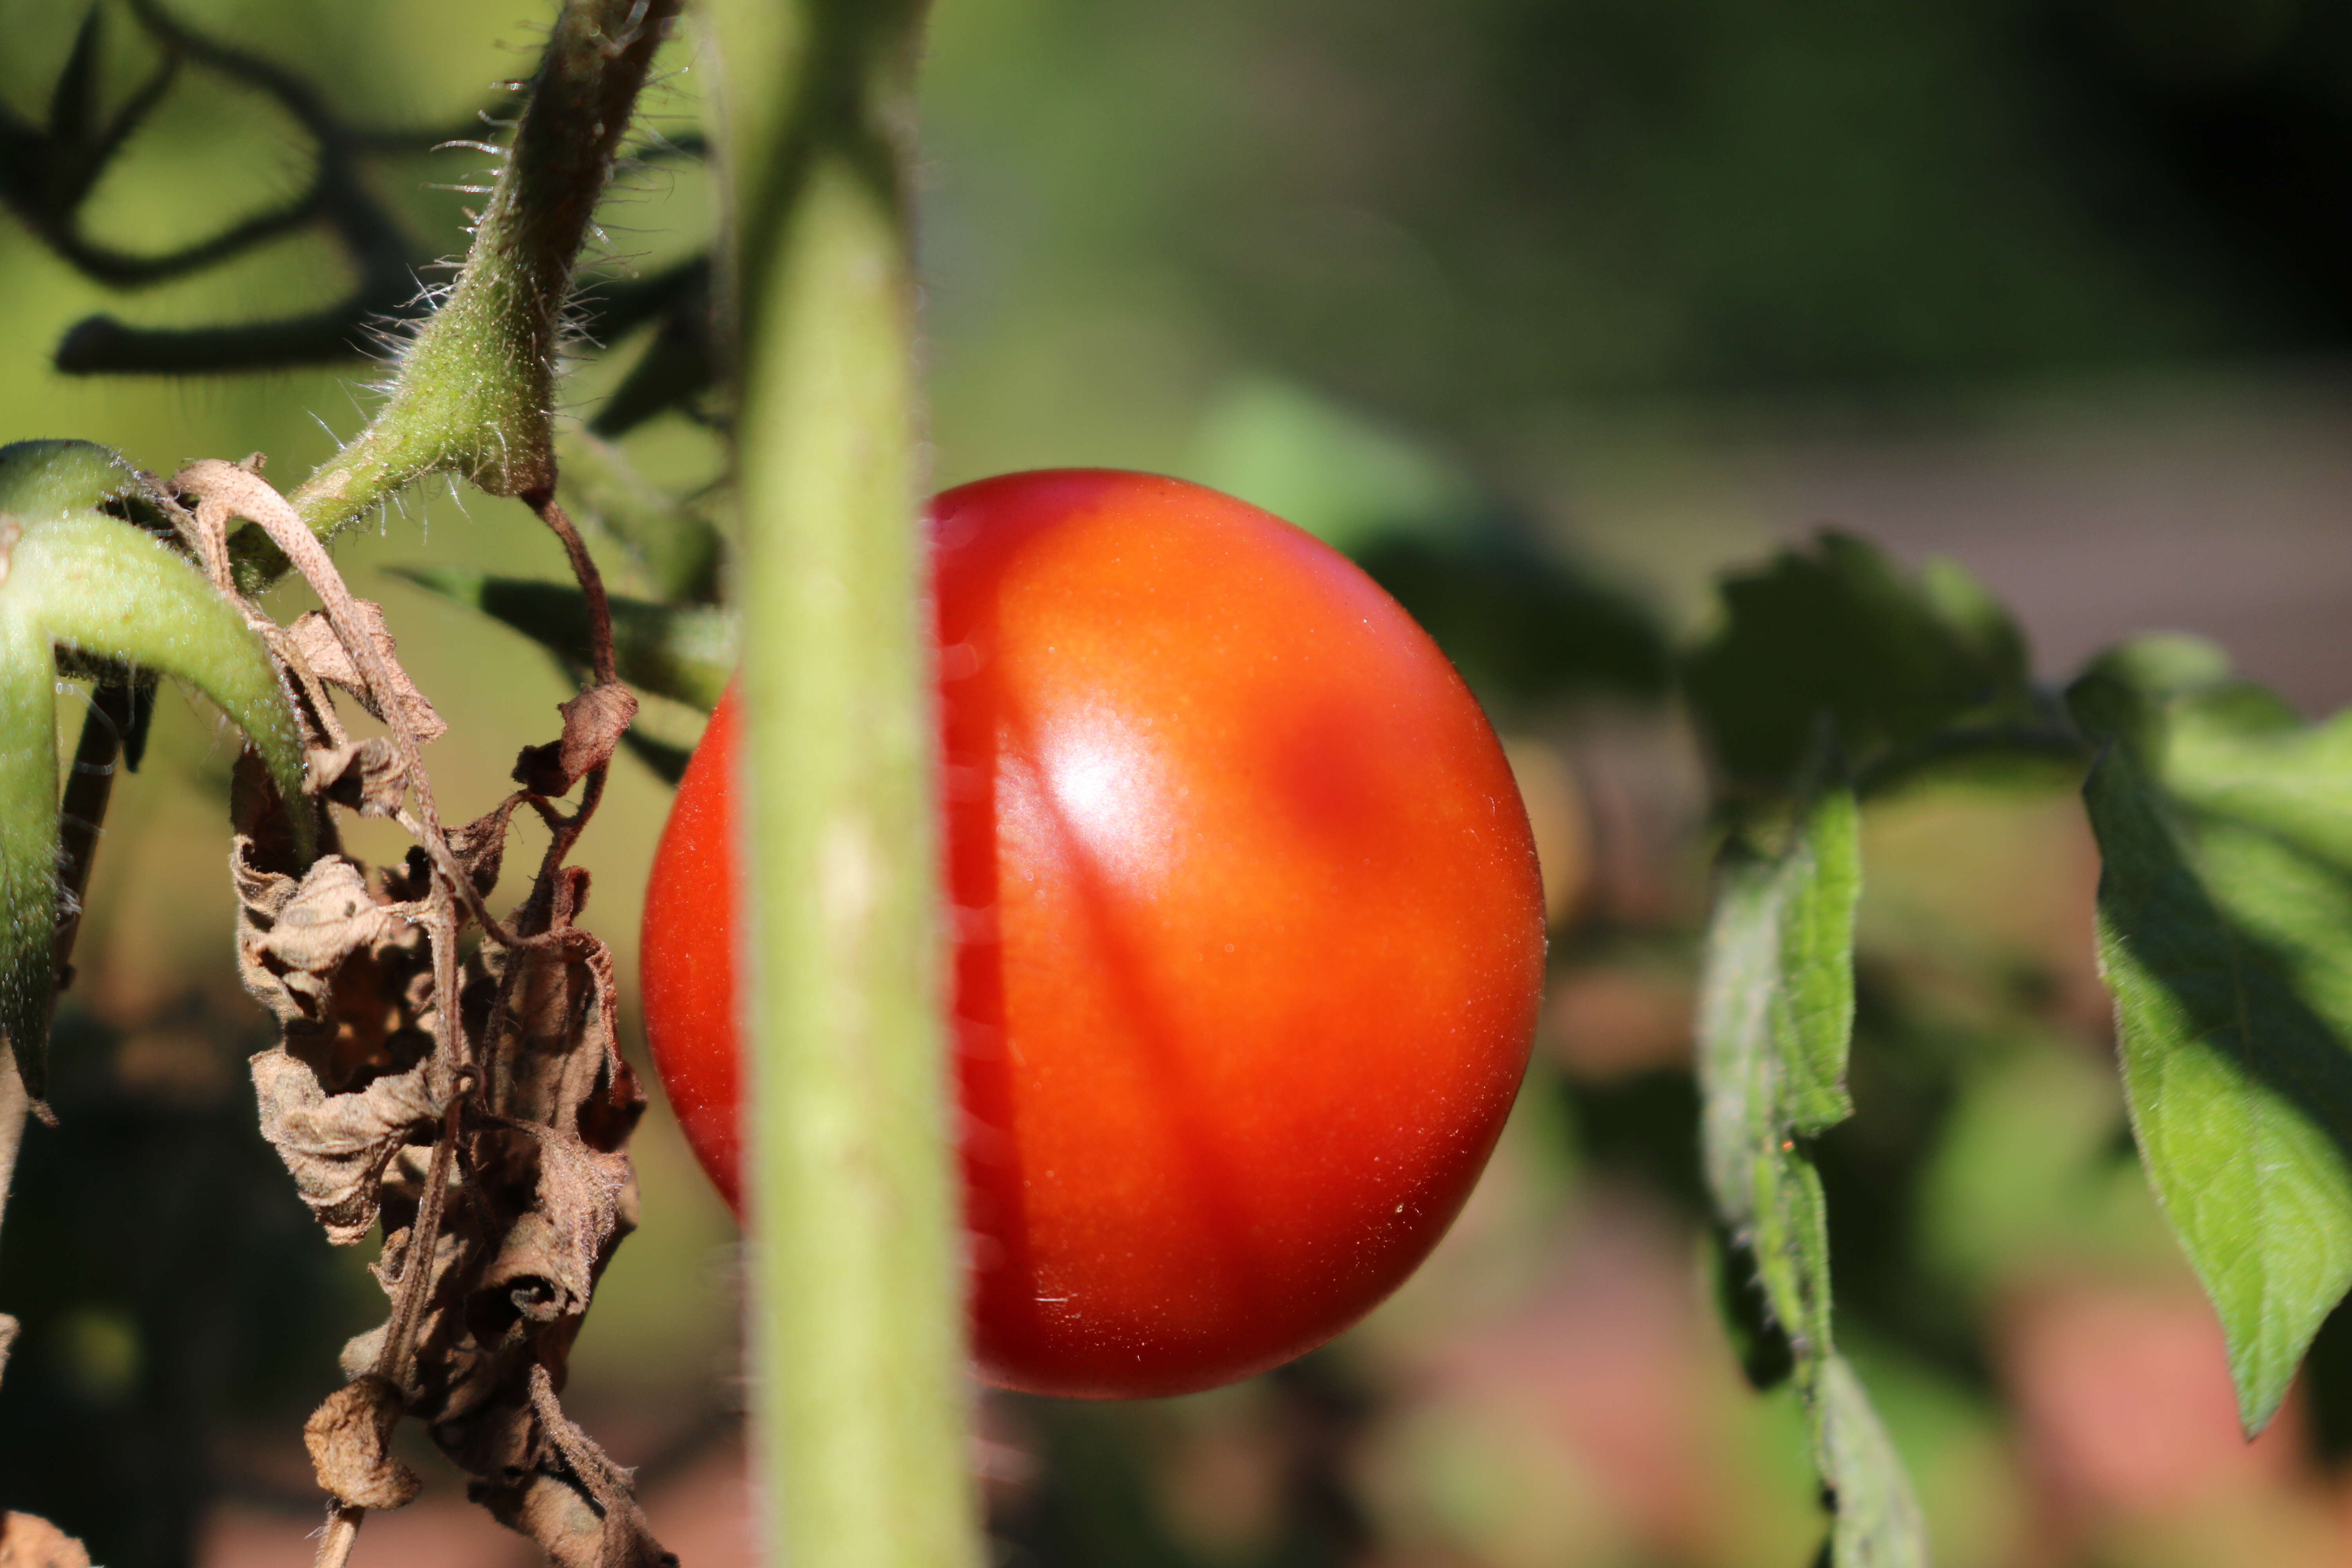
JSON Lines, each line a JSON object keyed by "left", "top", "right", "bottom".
{"left": 1699, "top": 786, "right": 1928, "bottom": 1566}
{"left": 0, "top": 439, "right": 141, "bottom": 516}
{"left": 1686, "top": 531, "right": 2035, "bottom": 789}
{"left": 1701, "top": 789, "right": 1860, "bottom": 1351}
{"left": 391, "top": 565, "right": 734, "bottom": 712}
{"left": 0, "top": 599, "right": 57, "bottom": 1098}
{"left": 12, "top": 515, "right": 310, "bottom": 858}
{"left": 2074, "top": 644, "right": 2352, "bottom": 1433}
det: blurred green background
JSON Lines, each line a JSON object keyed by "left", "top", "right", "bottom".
{"left": 6, "top": 0, "right": 2352, "bottom": 1563}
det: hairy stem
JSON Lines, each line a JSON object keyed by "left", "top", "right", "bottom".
{"left": 312, "top": 1504, "right": 363, "bottom": 1568}
{"left": 271, "top": 0, "right": 682, "bottom": 564}
{"left": 706, "top": 0, "right": 982, "bottom": 1564}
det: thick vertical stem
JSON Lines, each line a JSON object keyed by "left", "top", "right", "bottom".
{"left": 705, "top": 2, "right": 980, "bottom": 1566}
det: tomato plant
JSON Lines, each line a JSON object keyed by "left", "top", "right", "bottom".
{"left": 642, "top": 468, "right": 1546, "bottom": 1397}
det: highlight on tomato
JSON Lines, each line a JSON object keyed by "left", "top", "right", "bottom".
{"left": 641, "top": 469, "right": 1546, "bottom": 1398}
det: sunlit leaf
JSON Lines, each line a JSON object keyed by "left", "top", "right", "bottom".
{"left": 1699, "top": 785, "right": 1928, "bottom": 1566}
{"left": 0, "top": 448, "right": 309, "bottom": 1096}
{"left": 0, "top": 439, "right": 141, "bottom": 516}
{"left": 15, "top": 516, "right": 308, "bottom": 845}
{"left": 2073, "top": 641, "right": 2352, "bottom": 1432}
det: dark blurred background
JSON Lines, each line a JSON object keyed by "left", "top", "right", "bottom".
{"left": 4, "top": 0, "right": 2352, "bottom": 1563}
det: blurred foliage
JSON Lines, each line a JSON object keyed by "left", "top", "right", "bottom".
{"left": 0, "top": 1007, "right": 355, "bottom": 1568}
{"left": 1683, "top": 534, "right": 2046, "bottom": 796}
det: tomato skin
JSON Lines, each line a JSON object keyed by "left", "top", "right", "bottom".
{"left": 641, "top": 469, "right": 1544, "bottom": 1399}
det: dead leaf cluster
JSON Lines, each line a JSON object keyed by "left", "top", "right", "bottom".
{"left": 167, "top": 461, "right": 673, "bottom": 1566}
{"left": 0, "top": 1512, "right": 91, "bottom": 1568}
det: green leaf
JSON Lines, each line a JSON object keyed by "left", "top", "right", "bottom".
{"left": 1700, "top": 789, "right": 1860, "bottom": 1353}
{"left": 391, "top": 565, "right": 735, "bottom": 712}
{"left": 2073, "top": 642, "right": 2352, "bottom": 1432}
{"left": 1685, "top": 531, "right": 2036, "bottom": 789}
{"left": 0, "top": 599, "right": 57, "bottom": 1098}
{"left": 12, "top": 515, "right": 310, "bottom": 859}
{"left": 1818, "top": 1354, "right": 1931, "bottom": 1568}
{"left": 1699, "top": 785, "right": 1928, "bottom": 1566}
{"left": 0, "top": 439, "right": 142, "bottom": 516}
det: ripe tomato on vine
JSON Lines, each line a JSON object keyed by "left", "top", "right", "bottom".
{"left": 642, "top": 469, "right": 1545, "bottom": 1397}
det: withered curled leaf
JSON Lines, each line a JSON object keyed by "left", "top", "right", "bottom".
{"left": 252, "top": 1045, "right": 452, "bottom": 1246}
{"left": 306, "top": 736, "right": 408, "bottom": 817}
{"left": 236, "top": 842, "right": 447, "bottom": 1244}
{"left": 285, "top": 601, "right": 448, "bottom": 744}
{"left": 471, "top": 1124, "right": 636, "bottom": 1338}
{"left": 447, "top": 793, "right": 528, "bottom": 900}
{"left": 304, "top": 1374, "right": 423, "bottom": 1510}
{"left": 201, "top": 437, "right": 671, "bottom": 1556}
{"left": 513, "top": 682, "right": 637, "bottom": 796}
{"left": 325, "top": 922, "right": 653, "bottom": 1553}
{"left": 233, "top": 851, "right": 423, "bottom": 1037}
{"left": 476, "top": 1366, "right": 675, "bottom": 1568}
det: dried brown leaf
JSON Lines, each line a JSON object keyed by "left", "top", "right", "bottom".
{"left": 514, "top": 683, "right": 637, "bottom": 796}
{"left": 207, "top": 465, "right": 667, "bottom": 1558}
{"left": 470, "top": 1126, "right": 636, "bottom": 1341}
{"left": 470, "top": 1366, "right": 675, "bottom": 1568}
{"left": 474, "top": 931, "right": 633, "bottom": 1135}
{"left": 252, "top": 1046, "right": 453, "bottom": 1245}
{"left": 448, "top": 794, "right": 528, "bottom": 901}
{"left": 324, "top": 931, "right": 652, "bottom": 1553}
{"left": 0, "top": 1514, "right": 91, "bottom": 1568}
{"left": 285, "top": 603, "right": 449, "bottom": 744}
{"left": 233, "top": 853, "right": 424, "bottom": 1042}
{"left": 305, "top": 1374, "right": 423, "bottom": 1510}
{"left": 305, "top": 736, "right": 408, "bottom": 817}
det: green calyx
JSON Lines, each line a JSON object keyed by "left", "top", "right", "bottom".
{"left": 0, "top": 439, "right": 312, "bottom": 1100}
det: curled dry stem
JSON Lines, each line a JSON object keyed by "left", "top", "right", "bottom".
{"left": 530, "top": 492, "right": 618, "bottom": 689}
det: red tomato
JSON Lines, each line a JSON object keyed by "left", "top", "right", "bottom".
{"left": 642, "top": 469, "right": 1544, "bottom": 1398}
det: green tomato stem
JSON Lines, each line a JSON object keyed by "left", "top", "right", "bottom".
{"left": 0, "top": 603, "right": 56, "bottom": 1108}
{"left": 273, "top": 0, "right": 681, "bottom": 564}
{"left": 706, "top": 1, "right": 981, "bottom": 1564}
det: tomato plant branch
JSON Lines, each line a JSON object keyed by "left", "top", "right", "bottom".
{"left": 0, "top": 679, "right": 138, "bottom": 1392}
{"left": 706, "top": 0, "right": 982, "bottom": 1562}
{"left": 265, "top": 0, "right": 682, "bottom": 566}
